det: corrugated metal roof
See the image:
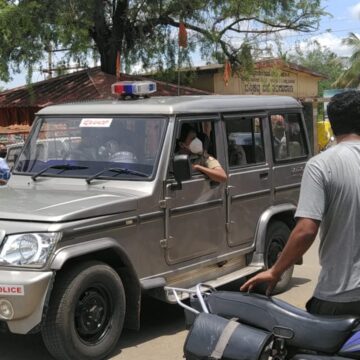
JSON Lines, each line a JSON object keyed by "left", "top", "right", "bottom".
{"left": 0, "top": 67, "right": 212, "bottom": 108}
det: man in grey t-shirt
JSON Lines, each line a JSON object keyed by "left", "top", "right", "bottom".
{"left": 241, "top": 90, "right": 360, "bottom": 316}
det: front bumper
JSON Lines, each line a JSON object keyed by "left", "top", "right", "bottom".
{"left": 0, "top": 270, "right": 53, "bottom": 334}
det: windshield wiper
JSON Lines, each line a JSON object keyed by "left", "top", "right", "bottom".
{"left": 31, "top": 164, "right": 89, "bottom": 181}
{"left": 86, "top": 167, "right": 149, "bottom": 184}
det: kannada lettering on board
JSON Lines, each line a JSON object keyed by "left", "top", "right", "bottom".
{"left": 243, "top": 70, "right": 297, "bottom": 95}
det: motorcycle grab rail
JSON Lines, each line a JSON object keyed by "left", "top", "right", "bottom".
{"left": 165, "top": 283, "right": 216, "bottom": 314}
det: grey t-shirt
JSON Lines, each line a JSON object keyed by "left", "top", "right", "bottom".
{"left": 295, "top": 141, "right": 360, "bottom": 302}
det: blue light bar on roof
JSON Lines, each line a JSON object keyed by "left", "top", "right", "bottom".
{"left": 111, "top": 81, "right": 157, "bottom": 97}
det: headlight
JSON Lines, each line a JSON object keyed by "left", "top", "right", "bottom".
{"left": 0, "top": 233, "right": 61, "bottom": 268}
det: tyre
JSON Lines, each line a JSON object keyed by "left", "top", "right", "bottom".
{"left": 42, "top": 261, "right": 126, "bottom": 360}
{"left": 264, "top": 221, "right": 294, "bottom": 294}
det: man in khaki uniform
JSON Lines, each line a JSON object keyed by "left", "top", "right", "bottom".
{"left": 177, "top": 123, "right": 227, "bottom": 183}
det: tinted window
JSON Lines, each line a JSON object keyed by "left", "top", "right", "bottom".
{"left": 225, "top": 117, "right": 265, "bottom": 167}
{"left": 270, "top": 113, "right": 308, "bottom": 161}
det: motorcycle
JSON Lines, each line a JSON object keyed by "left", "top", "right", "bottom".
{"left": 165, "top": 284, "right": 360, "bottom": 360}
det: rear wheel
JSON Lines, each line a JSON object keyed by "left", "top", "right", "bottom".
{"left": 42, "top": 261, "right": 125, "bottom": 360}
{"left": 264, "top": 221, "right": 293, "bottom": 294}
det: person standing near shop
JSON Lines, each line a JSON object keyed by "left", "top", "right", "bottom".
{"left": 241, "top": 90, "right": 360, "bottom": 316}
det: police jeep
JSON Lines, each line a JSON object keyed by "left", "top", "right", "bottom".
{"left": 0, "top": 81, "right": 311, "bottom": 360}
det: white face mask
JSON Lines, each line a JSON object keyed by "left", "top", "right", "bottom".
{"left": 189, "top": 137, "right": 203, "bottom": 154}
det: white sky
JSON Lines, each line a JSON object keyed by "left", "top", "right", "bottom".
{"left": 280, "top": 0, "right": 360, "bottom": 57}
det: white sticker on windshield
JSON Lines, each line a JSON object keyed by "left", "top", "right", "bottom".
{"left": 80, "top": 118, "right": 113, "bottom": 128}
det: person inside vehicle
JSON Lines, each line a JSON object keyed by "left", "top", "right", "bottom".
{"left": 177, "top": 123, "right": 227, "bottom": 183}
{"left": 271, "top": 114, "right": 287, "bottom": 159}
{"left": 228, "top": 139, "right": 247, "bottom": 166}
{"left": 99, "top": 139, "right": 137, "bottom": 163}
{"left": 241, "top": 90, "right": 360, "bottom": 316}
{"left": 65, "top": 127, "right": 98, "bottom": 161}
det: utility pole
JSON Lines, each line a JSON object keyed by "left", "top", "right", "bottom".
{"left": 47, "top": 44, "right": 53, "bottom": 79}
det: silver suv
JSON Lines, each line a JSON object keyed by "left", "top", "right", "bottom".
{"left": 0, "top": 90, "right": 310, "bottom": 360}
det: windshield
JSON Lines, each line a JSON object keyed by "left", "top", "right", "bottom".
{"left": 14, "top": 116, "right": 168, "bottom": 180}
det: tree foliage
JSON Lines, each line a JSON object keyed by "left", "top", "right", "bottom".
{"left": 0, "top": 0, "right": 325, "bottom": 82}
{"left": 333, "top": 32, "right": 360, "bottom": 88}
{"left": 287, "top": 40, "right": 345, "bottom": 95}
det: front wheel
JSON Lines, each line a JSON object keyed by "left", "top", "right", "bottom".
{"left": 42, "top": 261, "right": 126, "bottom": 360}
{"left": 264, "top": 221, "right": 294, "bottom": 294}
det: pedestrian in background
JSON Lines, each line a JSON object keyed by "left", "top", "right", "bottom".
{"left": 0, "top": 157, "right": 10, "bottom": 185}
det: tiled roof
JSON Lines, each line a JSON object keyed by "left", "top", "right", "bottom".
{"left": 0, "top": 67, "right": 212, "bottom": 108}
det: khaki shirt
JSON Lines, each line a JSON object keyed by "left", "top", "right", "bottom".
{"left": 191, "top": 154, "right": 221, "bottom": 169}
{"left": 204, "top": 156, "right": 221, "bottom": 169}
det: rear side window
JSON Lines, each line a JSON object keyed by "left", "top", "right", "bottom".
{"left": 225, "top": 116, "right": 265, "bottom": 167}
{"left": 270, "top": 113, "right": 308, "bottom": 162}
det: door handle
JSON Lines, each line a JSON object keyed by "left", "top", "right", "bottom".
{"left": 259, "top": 172, "right": 269, "bottom": 180}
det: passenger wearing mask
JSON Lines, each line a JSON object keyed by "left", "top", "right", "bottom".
{"left": 177, "top": 124, "right": 227, "bottom": 183}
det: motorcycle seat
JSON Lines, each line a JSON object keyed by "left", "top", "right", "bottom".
{"left": 203, "top": 291, "right": 360, "bottom": 353}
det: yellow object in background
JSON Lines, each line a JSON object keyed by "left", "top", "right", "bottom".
{"left": 317, "top": 120, "right": 333, "bottom": 151}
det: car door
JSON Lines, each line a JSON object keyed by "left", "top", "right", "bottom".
{"left": 163, "top": 115, "right": 227, "bottom": 265}
{"left": 269, "top": 112, "right": 310, "bottom": 204}
{"left": 224, "top": 113, "right": 272, "bottom": 247}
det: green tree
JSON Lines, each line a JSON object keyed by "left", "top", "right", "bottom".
{"left": 333, "top": 32, "right": 360, "bottom": 88}
{"left": 0, "top": 0, "right": 324, "bottom": 82}
{"left": 288, "top": 40, "right": 344, "bottom": 96}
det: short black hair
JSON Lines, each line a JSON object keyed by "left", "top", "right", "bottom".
{"left": 179, "top": 123, "right": 196, "bottom": 143}
{"left": 327, "top": 90, "right": 360, "bottom": 136}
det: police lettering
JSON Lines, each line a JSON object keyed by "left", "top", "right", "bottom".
{"left": 0, "top": 286, "right": 22, "bottom": 294}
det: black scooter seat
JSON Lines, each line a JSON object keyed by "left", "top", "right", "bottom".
{"left": 203, "top": 291, "right": 359, "bottom": 353}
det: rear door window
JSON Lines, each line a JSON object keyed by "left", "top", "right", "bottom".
{"left": 225, "top": 116, "right": 265, "bottom": 167}
{"left": 270, "top": 113, "right": 308, "bottom": 162}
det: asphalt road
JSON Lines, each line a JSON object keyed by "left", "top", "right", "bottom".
{"left": 0, "top": 237, "right": 320, "bottom": 360}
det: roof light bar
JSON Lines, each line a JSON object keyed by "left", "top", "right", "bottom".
{"left": 111, "top": 81, "right": 157, "bottom": 97}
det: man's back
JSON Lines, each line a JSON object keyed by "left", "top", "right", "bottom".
{"left": 296, "top": 141, "right": 360, "bottom": 302}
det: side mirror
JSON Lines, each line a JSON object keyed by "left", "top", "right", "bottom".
{"left": 172, "top": 154, "right": 191, "bottom": 190}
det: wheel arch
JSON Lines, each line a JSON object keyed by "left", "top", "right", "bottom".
{"left": 250, "top": 203, "right": 297, "bottom": 266}
{"left": 50, "top": 237, "right": 141, "bottom": 330}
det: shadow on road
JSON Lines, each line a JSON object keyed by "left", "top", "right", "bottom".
{"left": 0, "top": 332, "right": 52, "bottom": 360}
{"left": 112, "top": 295, "right": 186, "bottom": 357}
{"left": 0, "top": 295, "right": 186, "bottom": 360}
